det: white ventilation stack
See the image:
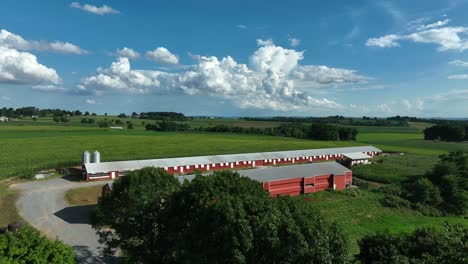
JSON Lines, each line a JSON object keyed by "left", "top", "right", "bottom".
{"left": 82, "top": 151, "right": 91, "bottom": 164}
{"left": 91, "top": 150, "right": 101, "bottom": 163}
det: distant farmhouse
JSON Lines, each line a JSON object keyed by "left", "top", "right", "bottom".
{"left": 0, "top": 116, "right": 8, "bottom": 122}
{"left": 85, "top": 146, "right": 381, "bottom": 197}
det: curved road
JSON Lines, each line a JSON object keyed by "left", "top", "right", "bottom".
{"left": 13, "top": 177, "right": 116, "bottom": 263}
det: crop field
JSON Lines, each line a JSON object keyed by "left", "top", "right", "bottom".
{"left": 0, "top": 125, "right": 362, "bottom": 179}
{"left": 305, "top": 189, "right": 467, "bottom": 253}
{"left": 1, "top": 119, "right": 467, "bottom": 179}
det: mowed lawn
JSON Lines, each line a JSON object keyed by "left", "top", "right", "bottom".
{"left": 0, "top": 125, "right": 362, "bottom": 179}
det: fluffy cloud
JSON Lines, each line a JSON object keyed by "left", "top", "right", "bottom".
{"left": 289, "top": 38, "right": 301, "bottom": 47}
{"left": 250, "top": 42, "right": 303, "bottom": 73}
{"left": 146, "top": 47, "right": 179, "bottom": 64}
{"left": 366, "top": 34, "right": 401, "bottom": 47}
{"left": 116, "top": 47, "right": 140, "bottom": 59}
{"left": 0, "top": 46, "right": 60, "bottom": 84}
{"left": 85, "top": 99, "right": 96, "bottom": 104}
{"left": 70, "top": 2, "right": 119, "bottom": 15}
{"left": 0, "top": 29, "right": 87, "bottom": 55}
{"left": 366, "top": 19, "right": 468, "bottom": 52}
{"left": 78, "top": 42, "right": 369, "bottom": 111}
{"left": 236, "top": 24, "right": 247, "bottom": 29}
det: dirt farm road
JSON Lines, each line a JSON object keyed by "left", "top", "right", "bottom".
{"left": 13, "top": 177, "right": 117, "bottom": 264}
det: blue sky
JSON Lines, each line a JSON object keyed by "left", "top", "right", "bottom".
{"left": 1, "top": 0, "right": 468, "bottom": 117}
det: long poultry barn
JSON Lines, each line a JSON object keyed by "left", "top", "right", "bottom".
{"left": 82, "top": 146, "right": 381, "bottom": 181}
{"left": 178, "top": 162, "right": 352, "bottom": 197}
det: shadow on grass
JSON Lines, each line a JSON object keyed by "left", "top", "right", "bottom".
{"left": 54, "top": 205, "right": 96, "bottom": 224}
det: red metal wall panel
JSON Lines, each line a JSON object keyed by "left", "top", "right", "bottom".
{"left": 334, "top": 174, "right": 346, "bottom": 190}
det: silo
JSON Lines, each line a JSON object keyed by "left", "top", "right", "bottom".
{"left": 92, "top": 150, "right": 101, "bottom": 163}
{"left": 82, "top": 151, "right": 91, "bottom": 164}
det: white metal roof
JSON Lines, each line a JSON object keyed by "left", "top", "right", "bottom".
{"left": 342, "top": 152, "right": 372, "bottom": 160}
{"left": 178, "top": 162, "right": 351, "bottom": 184}
{"left": 84, "top": 145, "right": 381, "bottom": 174}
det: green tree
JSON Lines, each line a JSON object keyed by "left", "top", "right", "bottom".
{"left": 403, "top": 177, "right": 442, "bottom": 206}
{"left": 92, "top": 168, "right": 181, "bottom": 260}
{"left": 0, "top": 227, "right": 75, "bottom": 263}
{"left": 94, "top": 169, "right": 350, "bottom": 263}
{"left": 356, "top": 224, "right": 467, "bottom": 264}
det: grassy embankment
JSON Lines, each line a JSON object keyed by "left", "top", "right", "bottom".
{"left": 0, "top": 178, "right": 25, "bottom": 227}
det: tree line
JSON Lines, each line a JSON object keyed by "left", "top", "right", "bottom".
{"left": 145, "top": 121, "right": 358, "bottom": 141}
{"left": 138, "top": 112, "right": 189, "bottom": 121}
{"left": 424, "top": 124, "right": 468, "bottom": 142}
{"left": 0, "top": 107, "right": 98, "bottom": 118}
{"left": 242, "top": 116, "right": 409, "bottom": 127}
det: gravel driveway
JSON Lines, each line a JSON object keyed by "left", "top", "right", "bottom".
{"left": 13, "top": 177, "right": 117, "bottom": 263}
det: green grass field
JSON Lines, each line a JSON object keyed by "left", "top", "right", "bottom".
{"left": 305, "top": 189, "right": 467, "bottom": 253}
{"left": 353, "top": 154, "right": 439, "bottom": 183}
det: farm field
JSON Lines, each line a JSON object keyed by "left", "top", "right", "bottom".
{"left": 1, "top": 118, "right": 467, "bottom": 258}
{"left": 1, "top": 119, "right": 468, "bottom": 180}
{"left": 353, "top": 154, "right": 439, "bottom": 183}
{"left": 0, "top": 125, "right": 362, "bottom": 179}
{"left": 305, "top": 189, "right": 467, "bottom": 253}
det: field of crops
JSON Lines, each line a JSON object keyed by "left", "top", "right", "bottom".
{"left": 0, "top": 126, "right": 362, "bottom": 179}
{"left": 1, "top": 119, "right": 468, "bottom": 179}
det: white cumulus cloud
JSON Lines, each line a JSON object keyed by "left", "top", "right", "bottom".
{"left": 77, "top": 42, "right": 369, "bottom": 111}
{"left": 116, "top": 47, "right": 140, "bottom": 59}
{"left": 146, "top": 47, "right": 179, "bottom": 64}
{"left": 70, "top": 2, "right": 119, "bottom": 15}
{"left": 0, "top": 46, "right": 60, "bottom": 85}
{"left": 0, "top": 29, "right": 87, "bottom": 55}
